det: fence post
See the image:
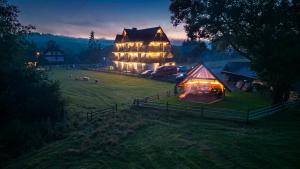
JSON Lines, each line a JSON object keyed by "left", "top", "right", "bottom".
{"left": 86, "top": 112, "right": 88, "bottom": 121}
{"left": 157, "top": 94, "right": 160, "bottom": 100}
{"left": 115, "top": 104, "right": 118, "bottom": 113}
{"left": 246, "top": 109, "right": 250, "bottom": 124}
{"left": 166, "top": 102, "right": 169, "bottom": 112}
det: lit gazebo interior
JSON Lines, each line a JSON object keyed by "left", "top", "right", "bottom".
{"left": 178, "top": 64, "right": 226, "bottom": 104}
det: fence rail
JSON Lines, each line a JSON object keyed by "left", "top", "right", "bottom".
{"left": 84, "top": 105, "right": 117, "bottom": 122}
{"left": 133, "top": 97, "right": 299, "bottom": 123}
{"left": 80, "top": 86, "right": 299, "bottom": 124}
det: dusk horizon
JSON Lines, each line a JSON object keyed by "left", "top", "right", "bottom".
{"left": 10, "top": 0, "right": 187, "bottom": 40}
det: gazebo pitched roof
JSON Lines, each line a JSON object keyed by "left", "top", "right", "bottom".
{"left": 179, "top": 64, "right": 231, "bottom": 91}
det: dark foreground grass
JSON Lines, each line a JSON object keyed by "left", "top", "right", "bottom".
{"left": 5, "top": 106, "right": 300, "bottom": 169}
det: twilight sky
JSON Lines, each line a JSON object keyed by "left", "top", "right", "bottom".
{"left": 10, "top": 0, "right": 187, "bottom": 40}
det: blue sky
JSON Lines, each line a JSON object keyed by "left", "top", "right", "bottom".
{"left": 10, "top": 0, "right": 187, "bottom": 40}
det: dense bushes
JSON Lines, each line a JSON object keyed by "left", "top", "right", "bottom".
{"left": 0, "top": 0, "right": 66, "bottom": 166}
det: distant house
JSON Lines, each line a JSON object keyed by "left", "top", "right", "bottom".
{"left": 178, "top": 64, "right": 229, "bottom": 104}
{"left": 221, "top": 61, "right": 257, "bottom": 91}
{"left": 112, "top": 26, "right": 175, "bottom": 73}
{"left": 43, "top": 49, "right": 65, "bottom": 64}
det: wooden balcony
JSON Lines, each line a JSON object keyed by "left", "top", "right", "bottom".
{"left": 113, "top": 56, "right": 174, "bottom": 64}
{"left": 114, "top": 45, "right": 172, "bottom": 53}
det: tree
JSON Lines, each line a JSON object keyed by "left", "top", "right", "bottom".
{"left": 79, "top": 31, "right": 102, "bottom": 63}
{"left": 170, "top": 0, "right": 300, "bottom": 104}
{"left": 46, "top": 40, "right": 60, "bottom": 51}
{"left": 89, "top": 31, "right": 97, "bottom": 49}
{"left": 0, "top": 0, "right": 65, "bottom": 164}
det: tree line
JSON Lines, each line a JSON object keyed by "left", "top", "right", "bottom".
{"left": 170, "top": 0, "right": 300, "bottom": 104}
{"left": 0, "top": 0, "right": 65, "bottom": 166}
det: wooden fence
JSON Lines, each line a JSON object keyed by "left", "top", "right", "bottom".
{"left": 248, "top": 101, "right": 298, "bottom": 120}
{"left": 133, "top": 98, "right": 299, "bottom": 123}
{"left": 134, "top": 90, "right": 174, "bottom": 104}
{"left": 84, "top": 105, "right": 117, "bottom": 122}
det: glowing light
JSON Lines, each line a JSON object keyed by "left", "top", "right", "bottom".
{"left": 179, "top": 78, "right": 225, "bottom": 99}
{"left": 149, "top": 41, "right": 169, "bottom": 46}
{"left": 113, "top": 27, "right": 174, "bottom": 73}
{"left": 157, "top": 29, "right": 162, "bottom": 34}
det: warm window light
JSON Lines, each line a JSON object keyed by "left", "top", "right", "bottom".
{"left": 123, "top": 30, "right": 127, "bottom": 36}
{"left": 149, "top": 41, "right": 169, "bottom": 46}
{"left": 36, "top": 52, "right": 40, "bottom": 57}
{"left": 113, "top": 27, "right": 174, "bottom": 73}
{"left": 183, "top": 79, "right": 224, "bottom": 92}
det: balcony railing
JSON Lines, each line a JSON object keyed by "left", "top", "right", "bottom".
{"left": 114, "top": 46, "right": 172, "bottom": 53}
{"left": 112, "top": 56, "right": 174, "bottom": 63}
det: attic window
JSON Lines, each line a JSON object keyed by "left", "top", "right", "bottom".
{"left": 157, "top": 29, "right": 162, "bottom": 34}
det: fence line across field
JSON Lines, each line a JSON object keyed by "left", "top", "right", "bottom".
{"left": 79, "top": 86, "right": 299, "bottom": 124}
{"left": 133, "top": 96, "right": 299, "bottom": 123}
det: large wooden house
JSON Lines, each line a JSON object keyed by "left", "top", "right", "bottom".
{"left": 112, "top": 26, "right": 175, "bottom": 73}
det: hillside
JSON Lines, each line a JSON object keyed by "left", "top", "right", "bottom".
{"left": 27, "top": 33, "right": 114, "bottom": 54}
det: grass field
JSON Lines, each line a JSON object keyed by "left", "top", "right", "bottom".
{"left": 159, "top": 92, "right": 271, "bottom": 111}
{"left": 5, "top": 69, "right": 299, "bottom": 169}
{"left": 48, "top": 69, "right": 174, "bottom": 112}
{"left": 6, "top": 106, "right": 300, "bottom": 169}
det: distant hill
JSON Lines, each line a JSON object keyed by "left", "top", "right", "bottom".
{"left": 27, "top": 33, "right": 114, "bottom": 55}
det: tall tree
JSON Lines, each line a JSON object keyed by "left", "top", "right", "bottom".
{"left": 170, "top": 0, "right": 300, "bottom": 104}
{"left": 88, "top": 31, "right": 97, "bottom": 49}
{"left": 79, "top": 31, "right": 102, "bottom": 63}
{"left": 0, "top": 0, "right": 65, "bottom": 163}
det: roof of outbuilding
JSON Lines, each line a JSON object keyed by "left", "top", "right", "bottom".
{"left": 114, "top": 26, "right": 170, "bottom": 43}
{"left": 222, "top": 61, "right": 257, "bottom": 79}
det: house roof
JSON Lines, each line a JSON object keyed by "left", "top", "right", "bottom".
{"left": 114, "top": 34, "right": 123, "bottom": 43}
{"left": 114, "top": 26, "right": 170, "bottom": 43}
{"left": 222, "top": 61, "right": 257, "bottom": 79}
{"left": 179, "top": 64, "right": 232, "bottom": 91}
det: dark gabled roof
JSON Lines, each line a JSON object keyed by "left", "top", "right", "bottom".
{"left": 114, "top": 26, "right": 170, "bottom": 43}
{"left": 222, "top": 61, "right": 257, "bottom": 79}
{"left": 114, "top": 34, "right": 123, "bottom": 43}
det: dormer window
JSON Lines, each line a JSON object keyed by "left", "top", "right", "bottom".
{"left": 123, "top": 30, "right": 127, "bottom": 36}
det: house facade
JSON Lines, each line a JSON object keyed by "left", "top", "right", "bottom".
{"left": 44, "top": 49, "right": 65, "bottom": 64}
{"left": 112, "top": 26, "right": 175, "bottom": 73}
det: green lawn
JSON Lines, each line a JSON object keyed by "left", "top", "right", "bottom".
{"left": 5, "top": 69, "right": 299, "bottom": 169}
{"left": 48, "top": 69, "right": 174, "bottom": 112}
{"left": 159, "top": 92, "right": 271, "bottom": 111}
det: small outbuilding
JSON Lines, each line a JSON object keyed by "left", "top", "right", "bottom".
{"left": 178, "top": 64, "right": 228, "bottom": 104}
{"left": 221, "top": 61, "right": 257, "bottom": 91}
